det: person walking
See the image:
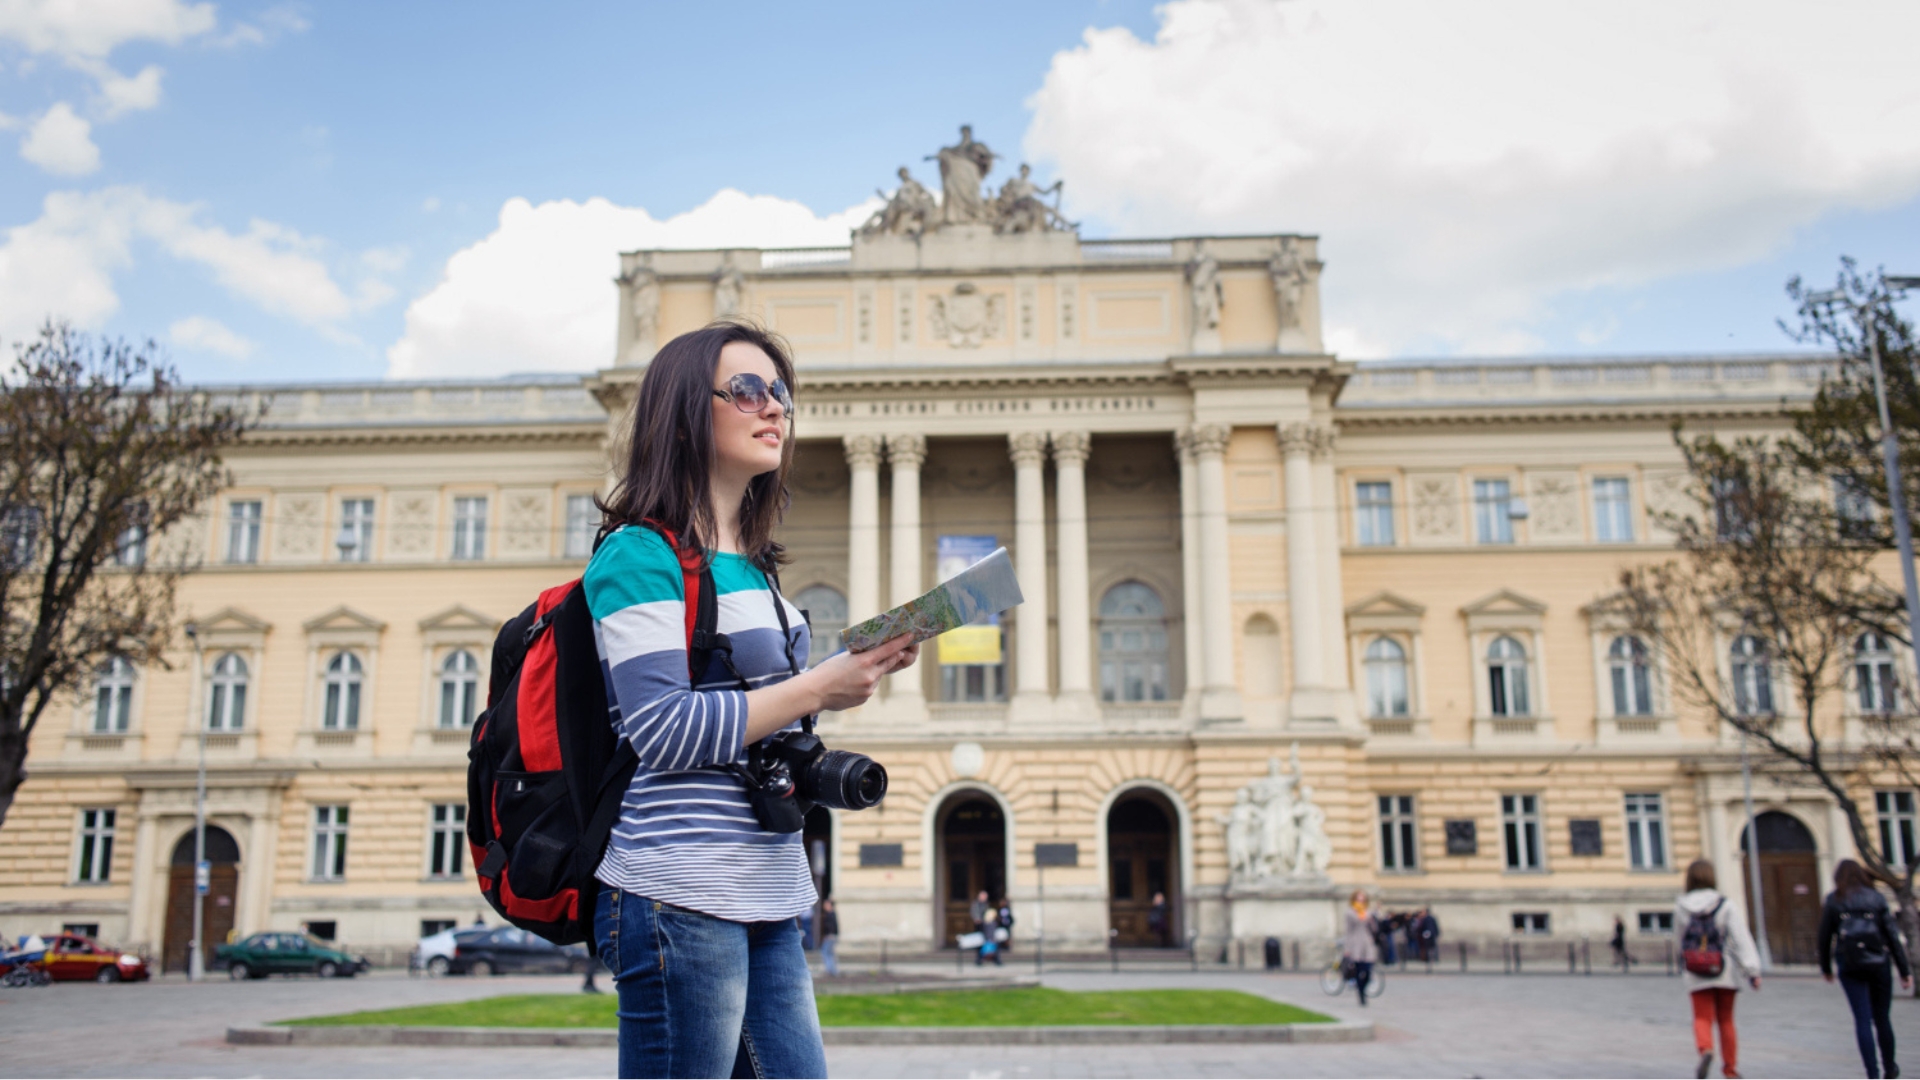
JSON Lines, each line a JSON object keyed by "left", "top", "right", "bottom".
{"left": 817, "top": 899, "right": 840, "bottom": 978}
{"left": 1819, "top": 858, "right": 1912, "bottom": 1078}
{"left": 1678, "top": 858, "right": 1763, "bottom": 1080}
{"left": 1611, "top": 915, "right": 1637, "bottom": 970}
{"left": 1341, "top": 889, "right": 1380, "bottom": 1007}
{"left": 1413, "top": 906, "right": 1439, "bottom": 963}
{"left": 970, "top": 890, "right": 1000, "bottom": 966}
{"left": 1147, "top": 892, "right": 1169, "bottom": 948}
{"left": 995, "top": 897, "right": 1015, "bottom": 955}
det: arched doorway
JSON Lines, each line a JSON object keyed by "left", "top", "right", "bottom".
{"left": 936, "top": 794, "right": 1004, "bottom": 948}
{"left": 163, "top": 825, "right": 241, "bottom": 973}
{"left": 1107, "top": 790, "right": 1180, "bottom": 947}
{"left": 1739, "top": 810, "right": 1821, "bottom": 965}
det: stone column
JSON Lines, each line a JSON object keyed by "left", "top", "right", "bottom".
{"left": 1175, "top": 432, "right": 1204, "bottom": 720}
{"left": 1051, "top": 432, "right": 1096, "bottom": 719}
{"left": 1009, "top": 432, "right": 1052, "bottom": 721}
{"left": 844, "top": 435, "right": 884, "bottom": 625}
{"left": 1189, "top": 424, "right": 1242, "bottom": 722}
{"left": 886, "top": 434, "right": 927, "bottom": 719}
{"left": 1279, "top": 424, "right": 1333, "bottom": 725}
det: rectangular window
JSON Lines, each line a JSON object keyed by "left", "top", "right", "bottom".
{"left": 1835, "top": 475, "right": 1875, "bottom": 530}
{"left": 75, "top": 808, "right": 115, "bottom": 883}
{"left": 564, "top": 494, "right": 598, "bottom": 559}
{"left": 114, "top": 502, "right": 147, "bottom": 567}
{"left": 339, "top": 498, "right": 375, "bottom": 562}
{"left": 1473, "top": 480, "right": 1514, "bottom": 544}
{"left": 451, "top": 497, "right": 487, "bottom": 561}
{"left": 1878, "top": 791, "right": 1918, "bottom": 871}
{"left": 226, "top": 500, "right": 262, "bottom": 564}
{"left": 1592, "top": 477, "right": 1634, "bottom": 543}
{"left": 1378, "top": 794, "right": 1419, "bottom": 871}
{"left": 1511, "top": 912, "right": 1551, "bottom": 934}
{"left": 1355, "top": 482, "right": 1395, "bottom": 546}
{"left": 61, "top": 922, "right": 100, "bottom": 938}
{"left": 1624, "top": 793, "right": 1667, "bottom": 870}
{"left": 1502, "top": 793, "right": 1543, "bottom": 871}
{"left": 427, "top": 803, "right": 465, "bottom": 879}
{"left": 420, "top": 919, "right": 456, "bottom": 938}
{"left": 1637, "top": 911, "right": 1675, "bottom": 934}
{"left": 1, "top": 505, "right": 39, "bottom": 570}
{"left": 311, "top": 805, "right": 349, "bottom": 881}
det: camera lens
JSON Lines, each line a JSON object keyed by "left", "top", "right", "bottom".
{"left": 799, "top": 750, "right": 888, "bottom": 811}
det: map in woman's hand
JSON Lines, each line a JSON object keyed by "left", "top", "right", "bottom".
{"left": 841, "top": 546, "right": 1023, "bottom": 652}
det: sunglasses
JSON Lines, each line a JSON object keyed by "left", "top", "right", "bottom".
{"left": 712, "top": 372, "right": 793, "bottom": 415}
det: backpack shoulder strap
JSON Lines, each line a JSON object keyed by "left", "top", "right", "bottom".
{"left": 636, "top": 520, "right": 720, "bottom": 681}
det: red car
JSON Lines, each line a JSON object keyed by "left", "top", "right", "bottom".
{"left": 42, "top": 934, "right": 150, "bottom": 983}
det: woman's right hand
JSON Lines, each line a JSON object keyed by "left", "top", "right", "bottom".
{"left": 807, "top": 635, "right": 918, "bottom": 712}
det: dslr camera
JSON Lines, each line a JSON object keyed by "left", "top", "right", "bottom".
{"left": 737, "top": 730, "right": 887, "bottom": 834}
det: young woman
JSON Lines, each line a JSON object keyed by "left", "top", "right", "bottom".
{"left": 1677, "top": 859, "right": 1763, "bottom": 1079}
{"left": 1818, "top": 858, "right": 1912, "bottom": 1079}
{"left": 1341, "top": 889, "right": 1380, "bottom": 1006}
{"left": 587, "top": 322, "right": 919, "bottom": 1078}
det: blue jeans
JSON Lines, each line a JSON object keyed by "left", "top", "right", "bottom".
{"left": 819, "top": 935, "right": 838, "bottom": 977}
{"left": 1840, "top": 965, "right": 1898, "bottom": 1078}
{"left": 593, "top": 887, "right": 826, "bottom": 1079}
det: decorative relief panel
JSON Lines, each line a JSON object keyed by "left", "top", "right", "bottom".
{"left": 1087, "top": 446, "right": 1175, "bottom": 495}
{"left": 1526, "top": 472, "right": 1582, "bottom": 542}
{"left": 1408, "top": 473, "right": 1462, "bottom": 544}
{"left": 929, "top": 453, "right": 1013, "bottom": 496}
{"left": 1643, "top": 469, "right": 1693, "bottom": 542}
{"left": 274, "top": 493, "right": 322, "bottom": 561}
{"left": 500, "top": 490, "right": 551, "bottom": 556}
{"left": 388, "top": 491, "right": 436, "bottom": 557}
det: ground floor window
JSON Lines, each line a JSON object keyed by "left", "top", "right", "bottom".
{"left": 1378, "top": 795, "right": 1418, "bottom": 871}
{"left": 1879, "top": 790, "right": 1918, "bottom": 871}
{"left": 1511, "top": 912, "right": 1551, "bottom": 934}
{"left": 1501, "top": 793, "right": 1543, "bottom": 871}
{"left": 311, "top": 805, "right": 349, "bottom": 881}
{"left": 1637, "top": 911, "right": 1674, "bottom": 934}
{"left": 427, "top": 803, "right": 465, "bottom": 878}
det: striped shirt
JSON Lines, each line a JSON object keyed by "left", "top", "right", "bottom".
{"left": 585, "top": 525, "right": 815, "bottom": 922}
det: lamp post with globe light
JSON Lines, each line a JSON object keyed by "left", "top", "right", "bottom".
{"left": 184, "top": 622, "right": 205, "bottom": 982}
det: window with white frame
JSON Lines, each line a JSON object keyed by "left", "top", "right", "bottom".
{"left": 1624, "top": 792, "right": 1667, "bottom": 870}
{"left": 339, "top": 498, "right": 374, "bottom": 563}
{"left": 1608, "top": 635, "right": 1654, "bottom": 717}
{"left": 1, "top": 504, "right": 40, "bottom": 570}
{"left": 564, "top": 494, "right": 597, "bottom": 559}
{"left": 1098, "top": 582, "right": 1169, "bottom": 703}
{"left": 1730, "top": 635, "right": 1774, "bottom": 717}
{"left": 1878, "top": 791, "right": 1918, "bottom": 871}
{"left": 113, "top": 502, "right": 146, "bottom": 567}
{"left": 793, "top": 585, "right": 848, "bottom": 668}
{"left": 1835, "top": 475, "right": 1876, "bottom": 533}
{"left": 1379, "top": 794, "right": 1418, "bottom": 871}
{"left": 1355, "top": 481, "right": 1395, "bottom": 546}
{"left": 311, "top": 805, "right": 349, "bottom": 881}
{"left": 1856, "top": 632, "right": 1901, "bottom": 715}
{"left": 1502, "top": 793, "right": 1543, "bottom": 871}
{"left": 427, "top": 803, "right": 465, "bottom": 878}
{"left": 206, "top": 651, "right": 248, "bottom": 731}
{"left": 1511, "top": 912, "right": 1551, "bottom": 934}
{"left": 226, "top": 499, "right": 262, "bottom": 564}
{"left": 1638, "top": 911, "right": 1674, "bottom": 933}
{"left": 1487, "top": 635, "right": 1531, "bottom": 717}
{"left": 75, "top": 808, "right": 115, "bottom": 883}
{"left": 1473, "top": 479, "right": 1515, "bottom": 544}
{"left": 92, "top": 657, "right": 134, "bottom": 733}
{"left": 451, "top": 496, "right": 488, "bottom": 561}
{"left": 438, "top": 650, "right": 480, "bottom": 729}
{"left": 1364, "top": 637, "right": 1410, "bottom": 718}
{"left": 322, "top": 652, "right": 363, "bottom": 730}
{"left": 1592, "top": 477, "right": 1634, "bottom": 543}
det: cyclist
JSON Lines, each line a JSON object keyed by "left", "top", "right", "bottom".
{"left": 1342, "top": 889, "right": 1381, "bottom": 1006}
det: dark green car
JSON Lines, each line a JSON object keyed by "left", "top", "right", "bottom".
{"left": 214, "top": 932, "right": 370, "bottom": 979}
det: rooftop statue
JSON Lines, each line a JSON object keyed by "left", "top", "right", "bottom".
{"left": 929, "top": 124, "right": 997, "bottom": 226}
{"left": 993, "top": 164, "right": 1073, "bottom": 234}
{"left": 857, "top": 128, "right": 1075, "bottom": 239}
{"left": 858, "top": 167, "right": 939, "bottom": 238}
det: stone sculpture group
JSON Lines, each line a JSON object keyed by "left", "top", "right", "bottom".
{"left": 1218, "top": 745, "right": 1333, "bottom": 882}
{"left": 860, "top": 125, "right": 1074, "bottom": 238}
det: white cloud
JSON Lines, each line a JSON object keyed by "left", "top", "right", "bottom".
{"left": 0, "top": 0, "right": 215, "bottom": 59}
{"left": 95, "top": 62, "right": 162, "bottom": 117}
{"left": 387, "top": 189, "right": 878, "bottom": 378}
{"left": 168, "top": 314, "right": 253, "bottom": 358}
{"left": 20, "top": 101, "right": 97, "bottom": 174}
{"left": 1026, "top": 0, "right": 1920, "bottom": 356}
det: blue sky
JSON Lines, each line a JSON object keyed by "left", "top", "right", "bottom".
{"left": 3, "top": 0, "right": 1917, "bottom": 383}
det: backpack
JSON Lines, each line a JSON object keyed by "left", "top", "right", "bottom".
{"left": 1835, "top": 901, "right": 1891, "bottom": 973}
{"left": 1680, "top": 898, "right": 1727, "bottom": 977}
{"left": 465, "top": 523, "right": 718, "bottom": 946}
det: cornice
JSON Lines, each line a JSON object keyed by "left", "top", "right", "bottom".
{"left": 1333, "top": 398, "right": 1795, "bottom": 428}
{"left": 245, "top": 423, "right": 607, "bottom": 448}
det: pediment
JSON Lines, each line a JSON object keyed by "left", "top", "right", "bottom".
{"left": 302, "top": 606, "right": 388, "bottom": 633}
{"left": 1346, "top": 591, "right": 1426, "bottom": 618}
{"left": 1460, "top": 589, "right": 1548, "bottom": 618}
{"left": 191, "top": 607, "right": 271, "bottom": 635}
{"left": 418, "top": 605, "right": 498, "bottom": 633}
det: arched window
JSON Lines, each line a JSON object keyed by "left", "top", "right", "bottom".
{"left": 1364, "top": 637, "right": 1410, "bottom": 718}
{"left": 93, "top": 656, "right": 134, "bottom": 733}
{"left": 438, "top": 650, "right": 480, "bottom": 729}
{"left": 1487, "top": 635, "right": 1530, "bottom": 717}
{"left": 1608, "top": 635, "right": 1653, "bottom": 717}
{"left": 1730, "top": 635, "right": 1774, "bottom": 717}
{"left": 793, "top": 585, "right": 848, "bottom": 669}
{"left": 207, "top": 652, "right": 248, "bottom": 732}
{"left": 1856, "top": 632, "right": 1900, "bottom": 715}
{"left": 1099, "top": 582, "right": 1168, "bottom": 703}
{"left": 323, "top": 652, "right": 363, "bottom": 730}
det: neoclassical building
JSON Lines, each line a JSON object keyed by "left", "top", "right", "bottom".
{"left": 3, "top": 137, "right": 1897, "bottom": 969}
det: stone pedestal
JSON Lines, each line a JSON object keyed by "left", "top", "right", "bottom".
{"left": 1226, "top": 878, "right": 1342, "bottom": 941}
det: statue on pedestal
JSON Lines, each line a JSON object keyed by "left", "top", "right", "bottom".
{"left": 1218, "top": 742, "right": 1331, "bottom": 885}
{"left": 993, "top": 164, "right": 1071, "bottom": 234}
{"left": 858, "top": 167, "right": 938, "bottom": 238}
{"left": 929, "top": 124, "right": 997, "bottom": 226}
{"left": 712, "top": 255, "right": 744, "bottom": 318}
{"left": 1187, "top": 241, "right": 1223, "bottom": 351}
{"left": 1269, "top": 239, "right": 1309, "bottom": 351}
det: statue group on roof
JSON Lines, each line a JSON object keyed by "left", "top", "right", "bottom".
{"left": 859, "top": 125, "right": 1075, "bottom": 239}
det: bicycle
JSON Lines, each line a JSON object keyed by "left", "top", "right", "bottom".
{"left": 1319, "top": 956, "right": 1385, "bottom": 999}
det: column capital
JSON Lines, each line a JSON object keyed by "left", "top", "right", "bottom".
{"left": 885, "top": 433, "right": 927, "bottom": 469}
{"left": 1008, "top": 430, "right": 1049, "bottom": 467}
{"left": 1050, "top": 430, "right": 1091, "bottom": 466}
{"left": 1277, "top": 421, "right": 1337, "bottom": 459}
{"left": 1185, "top": 423, "right": 1232, "bottom": 461}
{"left": 843, "top": 433, "right": 884, "bottom": 469}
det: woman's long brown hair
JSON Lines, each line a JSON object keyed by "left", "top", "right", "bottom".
{"left": 597, "top": 322, "right": 796, "bottom": 570}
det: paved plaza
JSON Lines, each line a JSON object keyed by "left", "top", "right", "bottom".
{"left": 0, "top": 965, "right": 1911, "bottom": 1078}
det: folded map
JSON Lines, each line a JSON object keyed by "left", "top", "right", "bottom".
{"left": 841, "top": 546, "right": 1024, "bottom": 653}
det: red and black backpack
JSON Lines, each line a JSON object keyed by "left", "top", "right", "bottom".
{"left": 465, "top": 523, "right": 719, "bottom": 946}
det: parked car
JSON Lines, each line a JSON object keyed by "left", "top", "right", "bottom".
{"left": 412, "top": 926, "right": 491, "bottom": 976}
{"left": 448, "top": 926, "right": 589, "bottom": 976}
{"left": 39, "top": 933, "right": 149, "bottom": 983}
{"left": 215, "top": 932, "right": 370, "bottom": 979}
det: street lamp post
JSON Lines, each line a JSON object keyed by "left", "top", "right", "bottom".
{"left": 184, "top": 623, "right": 206, "bottom": 982}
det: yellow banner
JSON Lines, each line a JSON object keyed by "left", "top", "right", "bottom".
{"left": 938, "top": 625, "right": 1001, "bottom": 666}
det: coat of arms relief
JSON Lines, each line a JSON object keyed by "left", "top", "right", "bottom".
{"left": 928, "top": 282, "right": 1005, "bottom": 349}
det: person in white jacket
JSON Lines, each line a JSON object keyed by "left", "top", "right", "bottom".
{"left": 1677, "top": 859, "right": 1763, "bottom": 1079}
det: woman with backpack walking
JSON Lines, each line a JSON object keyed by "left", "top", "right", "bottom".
{"left": 1819, "top": 858, "right": 1913, "bottom": 1078}
{"left": 1341, "top": 889, "right": 1380, "bottom": 1007}
{"left": 587, "top": 323, "right": 920, "bottom": 1078}
{"left": 1677, "top": 858, "right": 1763, "bottom": 1079}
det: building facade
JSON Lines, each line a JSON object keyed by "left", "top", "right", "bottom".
{"left": 3, "top": 139, "right": 1902, "bottom": 968}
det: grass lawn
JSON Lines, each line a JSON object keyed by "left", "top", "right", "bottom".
{"left": 284, "top": 988, "right": 1330, "bottom": 1029}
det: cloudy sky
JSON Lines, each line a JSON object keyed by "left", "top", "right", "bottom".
{"left": 2, "top": 0, "right": 1918, "bottom": 382}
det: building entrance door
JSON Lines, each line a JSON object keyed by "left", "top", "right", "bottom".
{"left": 163, "top": 825, "right": 242, "bottom": 973}
{"left": 1740, "top": 810, "right": 1822, "bottom": 966}
{"left": 1107, "top": 791, "right": 1179, "bottom": 947}
{"left": 937, "top": 795, "right": 1004, "bottom": 948}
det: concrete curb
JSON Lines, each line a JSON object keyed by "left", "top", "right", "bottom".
{"left": 229, "top": 1021, "right": 1371, "bottom": 1047}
